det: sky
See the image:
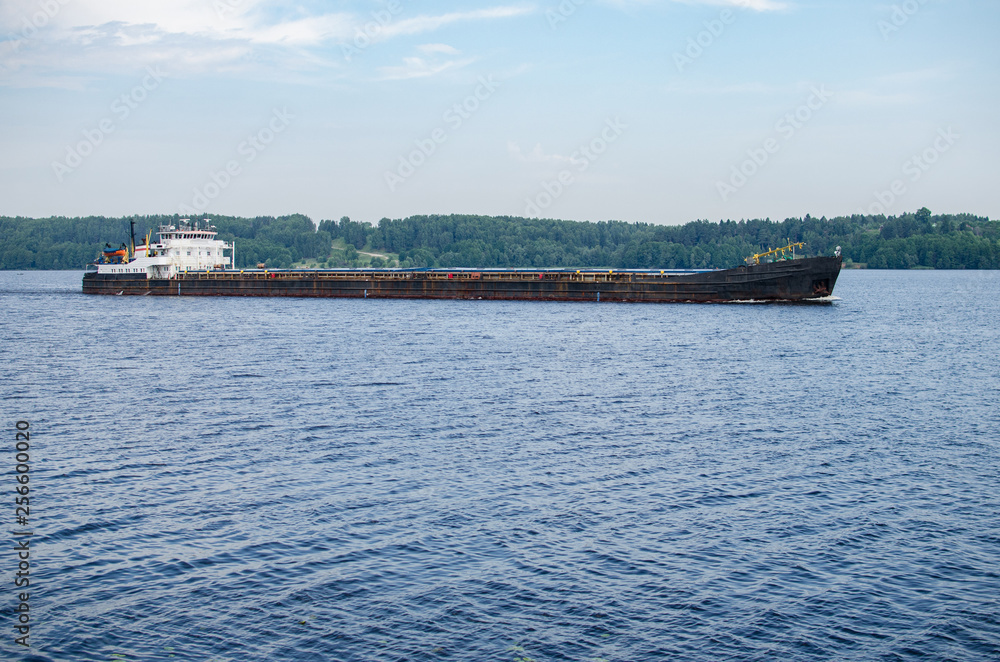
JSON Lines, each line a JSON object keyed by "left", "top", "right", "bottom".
{"left": 0, "top": 0, "right": 997, "bottom": 226}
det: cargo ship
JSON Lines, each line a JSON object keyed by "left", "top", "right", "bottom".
{"left": 83, "top": 220, "right": 842, "bottom": 302}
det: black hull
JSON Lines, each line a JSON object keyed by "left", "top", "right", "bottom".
{"left": 82, "top": 256, "right": 842, "bottom": 303}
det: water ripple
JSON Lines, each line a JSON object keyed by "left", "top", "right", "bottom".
{"left": 0, "top": 270, "right": 998, "bottom": 661}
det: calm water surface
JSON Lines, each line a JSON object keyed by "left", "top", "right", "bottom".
{"left": 1, "top": 269, "right": 998, "bottom": 661}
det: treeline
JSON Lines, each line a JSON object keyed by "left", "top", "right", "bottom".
{"left": 0, "top": 214, "right": 330, "bottom": 270}
{"left": 327, "top": 208, "right": 998, "bottom": 269}
{"left": 1, "top": 209, "right": 998, "bottom": 270}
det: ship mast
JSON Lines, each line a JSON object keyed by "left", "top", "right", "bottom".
{"left": 129, "top": 220, "right": 136, "bottom": 261}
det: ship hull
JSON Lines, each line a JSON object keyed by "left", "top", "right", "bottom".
{"left": 82, "top": 256, "right": 842, "bottom": 303}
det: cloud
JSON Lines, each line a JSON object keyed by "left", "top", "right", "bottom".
{"left": 724, "top": 0, "right": 787, "bottom": 10}
{"left": 418, "top": 44, "right": 461, "bottom": 56}
{"left": 378, "top": 55, "right": 475, "bottom": 81}
{"left": 664, "top": 80, "right": 781, "bottom": 95}
{"left": 507, "top": 141, "right": 574, "bottom": 165}
{"left": 0, "top": 2, "right": 535, "bottom": 44}
{"left": 243, "top": 14, "right": 357, "bottom": 46}
{"left": 836, "top": 67, "right": 954, "bottom": 108}
{"left": 375, "top": 42, "right": 471, "bottom": 80}
{"left": 2, "top": 0, "right": 257, "bottom": 39}
{"left": 599, "top": 0, "right": 787, "bottom": 10}
{"left": 0, "top": 2, "right": 534, "bottom": 84}
{"left": 836, "top": 89, "right": 917, "bottom": 107}
{"left": 379, "top": 6, "right": 535, "bottom": 38}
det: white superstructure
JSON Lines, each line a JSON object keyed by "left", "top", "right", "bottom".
{"left": 88, "top": 219, "right": 234, "bottom": 279}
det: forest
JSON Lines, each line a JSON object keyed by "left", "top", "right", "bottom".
{"left": 1, "top": 209, "right": 997, "bottom": 270}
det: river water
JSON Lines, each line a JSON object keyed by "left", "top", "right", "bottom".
{"left": 1, "top": 269, "right": 998, "bottom": 661}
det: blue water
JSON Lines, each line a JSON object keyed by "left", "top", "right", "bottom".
{"left": 1, "top": 269, "right": 998, "bottom": 662}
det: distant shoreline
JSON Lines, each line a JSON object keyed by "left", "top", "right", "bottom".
{"left": 2, "top": 211, "right": 997, "bottom": 271}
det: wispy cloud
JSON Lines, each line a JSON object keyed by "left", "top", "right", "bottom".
{"left": 244, "top": 14, "right": 358, "bottom": 46}
{"left": 600, "top": 0, "right": 787, "bottom": 10}
{"left": 664, "top": 80, "right": 782, "bottom": 95}
{"left": 378, "top": 52, "right": 476, "bottom": 81}
{"left": 0, "top": 2, "right": 535, "bottom": 45}
{"left": 379, "top": 6, "right": 535, "bottom": 38}
{"left": 418, "top": 43, "right": 462, "bottom": 56}
{"left": 507, "top": 141, "right": 574, "bottom": 165}
{"left": 836, "top": 67, "right": 955, "bottom": 108}
{"left": 0, "top": 2, "right": 535, "bottom": 84}
{"left": 725, "top": 0, "right": 788, "bottom": 10}
{"left": 836, "top": 89, "right": 917, "bottom": 107}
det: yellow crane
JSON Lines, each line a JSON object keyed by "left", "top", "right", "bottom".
{"left": 745, "top": 241, "right": 806, "bottom": 266}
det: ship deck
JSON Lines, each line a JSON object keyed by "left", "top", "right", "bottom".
{"left": 83, "top": 257, "right": 843, "bottom": 303}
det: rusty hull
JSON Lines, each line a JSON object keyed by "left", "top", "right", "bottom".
{"left": 82, "top": 256, "right": 842, "bottom": 303}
